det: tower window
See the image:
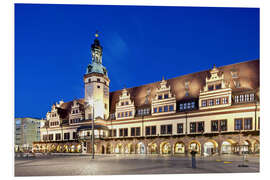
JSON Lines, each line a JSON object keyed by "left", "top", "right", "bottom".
{"left": 88, "top": 79, "right": 91, "bottom": 83}
{"left": 97, "top": 78, "right": 100, "bottom": 82}
{"left": 97, "top": 85, "right": 100, "bottom": 88}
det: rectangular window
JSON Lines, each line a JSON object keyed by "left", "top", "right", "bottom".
{"left": 129, "top": 111, "right": 132, "bottom": 116}
{"left": 235, "top": 119, "right": 243, "bottom": 130}
{"left": 191, "top": 101, "right": 195, "bottom": 109}
{"left": 164, "top": 94, "right": 169, "bottom": 99}
{"left": 124, "top": 128, "right": 128, "bottom": 136}
{"left": 164, "top": 106, "right": 168, "bottom": 112}
{"left": 151, "top": 126, "right": 156, "bottom": 135}
{"left": 97, "top": 78, "right": 100, "bottom": 82}
{"left": 154, "top": 108, "right": 157, "bottom": 113}
{"left": 179, "top": 104, "right": 183, "bottom": 110}
{"left": 121, "top": 112, "right": 124, "bottom": 117}
{"left": 209, "top": 99, "right": 214, "bottom": 106}
{"left": 208, "top": 85, "right": 214, "bottom": 91}
{"left": 187, "top": 102, "right": 191, "bottom": 109}
{"left": 202, "top": 100, "right": 207, "bottom": 107}
{"left": 56, "top": 133, "right": 61, "bottom": 140}
{"left": 113, "top": 129, "right": 117, "bottom": 137}
{"left": 125, "top": 101, "right": 129, "bottom": 105}
{"left": 250, "top": 94, "right": 255, "bottom": 101}
{"left": 131, "top": 128, "right": 135, "bottom": 136}
{"left": 117, "top": 113, "right": 120, "bottom": 118}
{"left": 244, "top": 118, "right": 252, "bottom": 130}
{"left": 158, "top": 95, "right": 162, "bottom": 100}
{"left": 161, "top": 125, "right": 166, "bottom": 135}
{"left": 245, "top": 94, "right": 249, "bottom": 102}
{"left": 216, "top": 98, "right": 220, "bottom": 105}
{"left": 125, "top": 112, "right": 128, "bottom": 117}
{"left": 64, "top": 133, "right": 70, "bottom": 140}
{"left": 211, "top": 121, "right": 219, "bottom": 131}
{"left": 235, "top": 95, "right": 239, "bottom": 103}
{"left": 239, "top": 95, "right": 244, "bottom": 102}
{"left": 190, "top": 123, "right": 196, "bottom": 133}
{"left": 222, "top": 97, "right": 228, "bottom": 104}
{"left": 158, "top": 107, "right": 162, "bottom": 113}
{"left": 169, "top": 105, "right": 174, "bottom": 111}
{"left": 167, "top": 125, "right": 172, "bottom": 134}
{"left": 177, "top": 123, "right": 183, "bottom": 134}
{"left": 49, "top": 134, "right": 53, "bottom": 140}
{"left": 119, "top": 129, "right": 123, "bottom": 136}
{"left": 220, "top": 120, "right": 227, "bottom": 131}
{"left": 216, "top": 84, "right": 221, "bottom": 90}
{"left": 198, "top": 122, "right": 204, "bottom": 132}
{"left": 121, "top": 102, "right": 124, "bottom": 106}
{"left": 146, "top": 126, "right": 150, "bottom": 136}
{"left": 135, "top": 127, "right": 141, "bottom": 136}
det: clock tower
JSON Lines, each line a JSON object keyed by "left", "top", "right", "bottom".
{"left": 84, "top": 32, "right": 110, "bottom": 120}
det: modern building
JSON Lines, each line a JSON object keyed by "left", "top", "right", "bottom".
{"left": 33, "top": 34, "right": 260, "bottom": 156}
{"left": 15, "top": 117, "right": 45, "bottom": 152}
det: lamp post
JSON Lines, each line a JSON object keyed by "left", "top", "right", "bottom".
{"left": 87, "top": 99, "right": 96, "bottom": 160}
{"left": 91, "top": 103, "right": 95, "bottom": 159}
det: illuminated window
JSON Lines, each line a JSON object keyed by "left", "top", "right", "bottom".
{"left": 209, "top": 99, "right": 214, "bottom": 106}
{"left": 158, "top": 107, "right": 162, "bottom": 113}
{"left": 244, "top": 118, "right": 252, "bottom": 130}
{"left": 245, "top": 94, "right": 249, "bottom": 101}
{"left": 235, "top": 119, "right": 243, "bottom": 130}
{"left": 216, "top": 98, "right": 220, "bottom": 105}
{"left": 202, "top": 100, "right": 207, "bottom": 107}
{"left": 235, "top": 95, "right": 239, "bottom": 103}
{"left": 154, "top": 108, "right": 157, "bottom": 113}
{"left": 222, "top": 97, "right": 228, "bottom": 104}
{"left": 250, "top": 93, "right": 255, "bottom": 101}
{"left": 239, "top": 95, "right": 244, "bottom": 102}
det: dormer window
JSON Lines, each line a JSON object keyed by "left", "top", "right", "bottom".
{"left": 216, "top": 84, "right": 221, "bottom": 90}
{"left": 121, "top": 102, "right": 124, "bottom": 106}
{"left": 125, "top": 101, "right": 129, "bottom": 105}
{"left": 164, "top": 94, "right": 169, "bottom": 99}
{"left": 208, "top": 85, "right": 214, "bottom": 91}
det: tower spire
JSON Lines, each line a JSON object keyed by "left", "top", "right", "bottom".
{"left": 91, "top": 30, "right": 103, "bottom": 64}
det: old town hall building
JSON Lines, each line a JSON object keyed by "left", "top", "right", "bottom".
{"left": 33, "top": 34, "right": 260, "bottom": 156}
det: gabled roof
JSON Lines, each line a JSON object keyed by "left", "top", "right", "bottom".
{"left": 52, "top": 59, "right": 259, "bottom": 114}
{"left": 109, "top": 59, "right": 259, "bottom": 112}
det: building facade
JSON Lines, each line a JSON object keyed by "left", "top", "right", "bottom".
{"left": 15, "top": 117, "right": 45, "bottom": 152}
{"left": 33, "top": 35, "right": 260, "bottom": 156}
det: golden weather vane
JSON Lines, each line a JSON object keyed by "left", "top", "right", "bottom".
{"left": 95, "top": 30, "right": 99, "bottom": 38}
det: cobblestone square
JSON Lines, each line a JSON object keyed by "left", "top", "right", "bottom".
{"left": 14, "top": 154, "right": 259, "bottom": 176}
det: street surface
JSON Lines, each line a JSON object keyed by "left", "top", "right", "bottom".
{"left": 14, "top": 154, "right": 259, "bottom": 176}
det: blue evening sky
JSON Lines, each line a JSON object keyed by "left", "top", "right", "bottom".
{"left": 15, "top": 4, "right": 259, "bottom": 118}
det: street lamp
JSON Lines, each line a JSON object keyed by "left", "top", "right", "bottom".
{"left": 87, "top": 99, "right": 96, "bottom": 160}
